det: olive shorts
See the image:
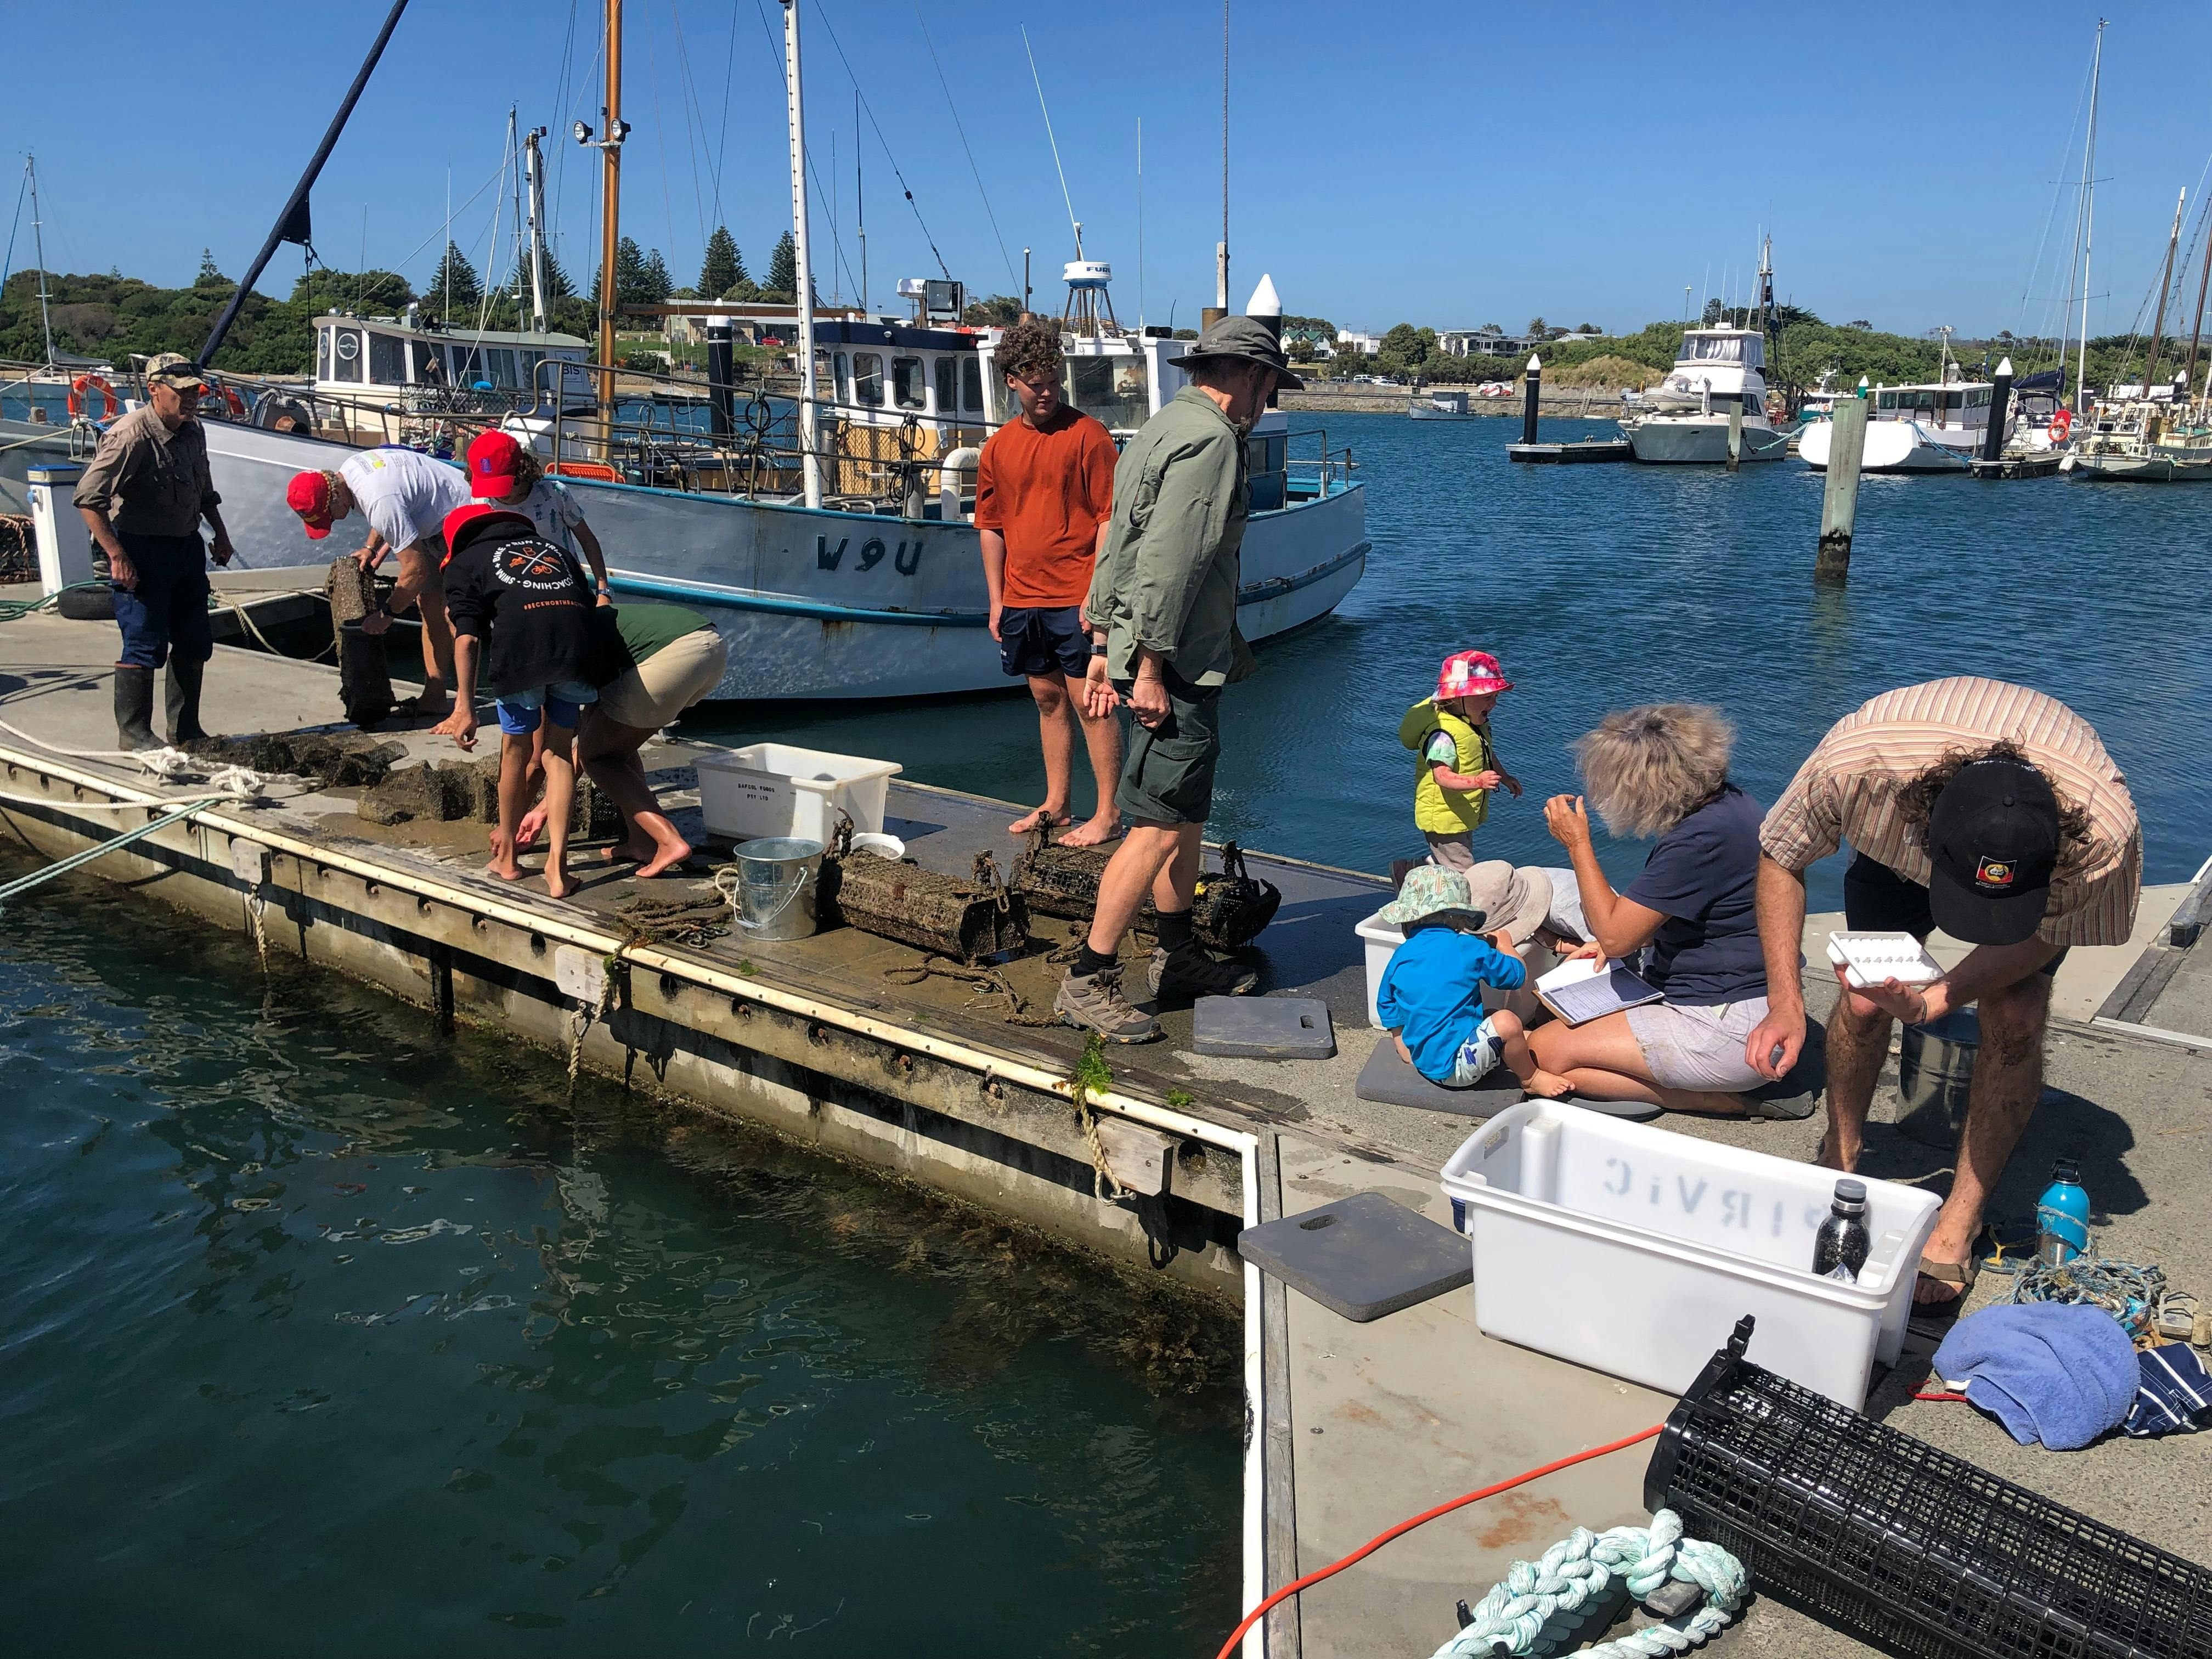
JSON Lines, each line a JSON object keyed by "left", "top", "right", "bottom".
{"left": 1112, "top": 667, "right": 1222, "bottom": 827}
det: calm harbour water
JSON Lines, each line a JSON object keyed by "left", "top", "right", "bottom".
{"left": 0, "top": 879, "right": 1241, "bottom": 1655}
{"left": 695, "top": 410, "right": 2212, "bottom": 905}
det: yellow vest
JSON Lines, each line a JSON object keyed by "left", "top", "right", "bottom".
{"left": 1401, "top": 698, "right": 1491, "bottom": 833}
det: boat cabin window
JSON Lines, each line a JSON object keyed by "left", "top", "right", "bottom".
{"left": 934, "top": 357, "right": 957, "bottom": 417}
{"left": 892, "top": 355, "right": 926, "bottom": 410}
{"left": 517, "top": 349, "right": 542, "bottom": 394}
{"left": 368, "top": 332, "right": 406, "bottom": 385}
{"left": 451, "top": 345, "right": 484, "bottom": 387}
{"left": 1683, "top": 335, "right": 1743, "bottom": 364}
{"left": 318, "top": 328, "right": 334, "bottom": 381}
{"left": 833, "top": 351, "right": 849, "bottom": 401}
{"left": 1066, "top": 355, "right": 1150, "bottom": 430}
{"left": 332, "top": 327, "right": 364, "bottom": 383}
{"left": 961, "top": 356, "right": 983, "bottom": 414}
{"left": 854, "top": 351, "right": 883, "bottom": 405}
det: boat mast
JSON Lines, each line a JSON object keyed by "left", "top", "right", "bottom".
{"left": 523, "top": 125, "right": 549, "bottom": 333}
{"left": 25, "top": 155, "right": 54, "bottom": 368}
{"left": 2142, "top": 187, "right": 2185, "bottom": 400}
{"left": 2185, "top": 198, "right": 2212, "bottom": 405}
{"left": 595, "top": 0, "right": 624, "bottom": 439}
{"left": 780, "top": 0, "right": 821, "bottom": 508}
{"left": 854, "top": 90, "right": 866, "bottom": 315}
{"left": 1212, "top": 0, "right": 1228, "bottom": 323}
{"left": 2074, "top": 20, "right": 2102, "bottom": 410}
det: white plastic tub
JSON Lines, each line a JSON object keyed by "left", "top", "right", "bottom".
{"left": 1357, "top": 904, "right": 1553, "bottom": 1029}
{"left": 695, "top": 744, "right": 902, "bottom": 845}
{"left": 1440, "top": 1103, "right": 1940, "bottom": 1407}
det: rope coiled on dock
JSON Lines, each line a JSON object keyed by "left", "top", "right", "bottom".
{"left": 1428, "top": 1509, "right": 1746, "bottom": 1658}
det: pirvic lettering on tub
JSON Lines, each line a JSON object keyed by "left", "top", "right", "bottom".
{"left": 1604, "top": 1157, "right": 1630, "bottom": 1196}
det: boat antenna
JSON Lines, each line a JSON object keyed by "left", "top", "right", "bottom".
{"left": 1020, "top": 25, "right": 1080, "bottom": 253}
{"left": 2075, "top": 19, "right": 2103, "bottom": 409}
{"left": 1137, "top": 116, "right": 1146, "bottom": 331}
{"left": 855, "top": 89, "right": 866, "bottom": 312}
{"left": 26, "top": 155, "right": 54, "bottom": 368}
{"left": 199, "top": 0, "right": 411, "bottom": 366}
{"left": 1217, "top": 0, "right": 1229, "bottom": 318}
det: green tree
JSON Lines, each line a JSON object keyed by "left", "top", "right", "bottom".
{"left": 426, "top": 241, "right": 482, "bottom": 318}
{"left": 961, "top": 293, "right": 1023, "bottom": 326}
{"left": 1288, "top": 337, "right": 1316, "bottom": 363}
{"left": 698, "top": 226, "right": 747, "bottom": 298}
{"left": 1378, "top": 323, "right": 1428, "bottom": 374}
{"left": 195, "top": 249, "right": 228, "bottom": 289}
{"left": 764, "top": 230, "right": 797, "bottom": 301}
{"left": 1526, "top": 316, "right": 1548, "bottom": 337}
{"left": 641, "top": 247, "right": 674, "bottom": 304}
{"left": 290, "top": 268, "right": 415, "bottom": 314}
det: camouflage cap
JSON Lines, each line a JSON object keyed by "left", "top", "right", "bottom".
{"left": 144, "top": 352, "right": 210, "bottom": 390}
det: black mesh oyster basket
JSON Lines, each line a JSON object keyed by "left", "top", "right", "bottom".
{"left": 1644, "top": 1317, "right": 2212, "bottom": 1659}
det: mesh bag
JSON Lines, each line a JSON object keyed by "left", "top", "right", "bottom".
{"left": 324, "top": 555, "right": 395, "bottom": 729}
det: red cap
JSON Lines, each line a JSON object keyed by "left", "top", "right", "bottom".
{"left": 1436, "top": 649, "right": 1513, "bottom": 700}
{"left": 467, "top": 428, "right": 526, "bottom": 499}
{"left": 286, "top": 470, "right": 336, "bottom": 539}
{"left": 440, "top": 501, "right": 534, "bottom": 560}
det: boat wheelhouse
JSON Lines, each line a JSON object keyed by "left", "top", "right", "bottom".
{"left": 305, "top": 311, "right": 596, "bottom": 442}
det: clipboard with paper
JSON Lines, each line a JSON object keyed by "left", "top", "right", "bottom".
{"left": 1534, "top": 954, "right": 1665, "bottom": 1026}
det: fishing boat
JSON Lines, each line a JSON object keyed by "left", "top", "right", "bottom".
{"left": 1619, "top": 238, "right": 1791, "bottom": 465}
{"left": 1408, "top": 389, "right": 1477, "bottom": 420}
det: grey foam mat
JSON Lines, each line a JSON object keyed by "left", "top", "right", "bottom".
{"left": 1193, "top": 995, "right": 1335, "bottom": 1059}
{"left": 1237, "top": 1190, "right": 1471, "bottom": 1322}
{"left": 1352, "top": 1034, "right": 1663, "bottom": 1120}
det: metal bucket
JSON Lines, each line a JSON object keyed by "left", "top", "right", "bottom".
{"left": 725, "top": 836, "right": 823, "bottom": 941}
{"left": 1895, "top": 1008, "right": 1980, "bottom": 1148}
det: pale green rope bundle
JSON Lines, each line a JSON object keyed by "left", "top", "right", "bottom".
{"left": 1427, "top": 1508, "right": 1746, "bottom": 1658}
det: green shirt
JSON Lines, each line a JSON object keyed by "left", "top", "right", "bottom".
{"left": 1085, "top": 385, "right": 1255, "bottom": 687}
{"left": 72, "top": 404, "right": 220, "bottom": 538}
{"left": 599, "top": 603, "right": 713, "bottom": 681}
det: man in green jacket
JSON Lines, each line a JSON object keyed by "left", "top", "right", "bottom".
{"left": 1055, "top": 315, "right": 1300, "bottom": 1041}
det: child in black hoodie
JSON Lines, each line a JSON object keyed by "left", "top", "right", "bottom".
{"left": 434, "top": 503, "right": 601, "bottom": 896}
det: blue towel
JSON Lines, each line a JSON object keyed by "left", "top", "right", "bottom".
{"left": 1931, "top": 1303, "right": 2138, "bottom": 1450}
{"left": 2125, "top": 1345, "right": 2212, "bottom": 1438}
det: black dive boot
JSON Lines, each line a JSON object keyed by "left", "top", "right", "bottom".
{"left": 165, "top": 655, "right": 212, "bottom": 745}
{"left": 114, "top": 665, "right": 159, "bottom": 751}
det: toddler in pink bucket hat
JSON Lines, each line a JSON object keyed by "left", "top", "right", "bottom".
{"left": 1397, "top": 648, "right": 1522, "bottom": 876}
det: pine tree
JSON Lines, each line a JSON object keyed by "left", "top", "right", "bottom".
{"left": 608, "top": 236, "right": 653, "bottom": 307}
{"left": 765, "top": 230, "right": 797, "bottom": 301}
{"left": 507, "top": 245, "right": 576, "bottom": 307}
{"left": 195, "top": 249, "right": 227, "bottom": 288}
{"left": 698, "top": 227, "right": 747, "bottom": 298}
{"left": 427, "top": 241, "right": 482, "bottom": 317}
{"left": 641, "top": 247, "right": 674, "bottom": 304}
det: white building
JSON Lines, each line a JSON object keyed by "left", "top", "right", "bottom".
{"left": 1336, "top": 330, "right": 1383, "bottom": 356}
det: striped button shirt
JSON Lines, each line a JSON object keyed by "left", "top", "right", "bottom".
{"left": 1759, "top": 678, "right": 2142, "bottom": 947}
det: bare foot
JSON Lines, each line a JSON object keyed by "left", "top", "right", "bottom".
{"left": 544, "top": 866, "right": 575, "bottom": 900}
{"left": 600, "top": 839, "right": 656, "bottom": 865}
{"left": 635, "top": 837, "right": 696, "bottom": 879}
{"left": 1008, "top": 805, "right": 1071, "bottom": 836}
{"left": 1522, "top": 1068, "right": 1577, "bottom": 1099}
{"left": 1056, "top": 811, "right": 1122, "bottom": 848}
{"left": 486, "top": 853, "right": 525, "bottom": 882}
{"left": 516, "top": 806, "right": 549, "bottom": 852}
{"left": 1813, "top": 1133, "right": 1854, "bottom": 1172}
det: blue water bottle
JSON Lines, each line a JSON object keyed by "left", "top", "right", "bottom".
{"left": 2036, "top": 1159, "right": 2090, "bottom": 1266}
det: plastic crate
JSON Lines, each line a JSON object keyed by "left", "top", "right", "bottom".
{"left": 1645, "top": 1317, "right": 2212, "bottom": 1659}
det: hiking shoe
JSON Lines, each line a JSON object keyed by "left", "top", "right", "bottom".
{"left": 1147, "top": 945, "right": 1259, "bottom": 1003}
{"left": 1056, "top": 966, "right": 1160, "bottom": 1043}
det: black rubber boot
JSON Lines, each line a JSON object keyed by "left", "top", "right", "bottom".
{"left": 165, "top": 654, "right": 212, "bottom": 746}
{"left": 113, "top": 665, "right": 159, "bottom": 751}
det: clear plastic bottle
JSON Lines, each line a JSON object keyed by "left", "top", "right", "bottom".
{"left": 2036, "top": 1159, "right": 2090, "bottom": 1266}
{"left": 1811, "top": 1177, "right": 1871, "bottom": 1284}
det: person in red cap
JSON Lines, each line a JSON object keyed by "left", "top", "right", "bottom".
{"left": 435, "top": 501, "right": 605, "bottom": 898}
{"left": 464, "top": 429, "right": 611, "bottom": 602}
{"left": 1398, "top": 649, "right": 1522, "bottom": 873}
{"left": 286, "top": 448, "right": 472, "bottom": 717}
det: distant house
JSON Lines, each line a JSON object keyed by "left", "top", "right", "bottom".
{"left": 1336, "top": 330, "right": 1383, "bottom": 356}
{"left": 1439, "top": 329, "right": 1527, "bottom": 360}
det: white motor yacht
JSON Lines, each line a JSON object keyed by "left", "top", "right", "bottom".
{"left": 1619, "top": 326, "right": 1790, "bottom": 463}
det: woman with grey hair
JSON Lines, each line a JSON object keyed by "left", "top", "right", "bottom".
{"left": 1526, "top": 703, "right": 1792, "bottom": 1116}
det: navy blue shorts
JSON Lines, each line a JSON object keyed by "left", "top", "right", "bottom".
{"left": 997, "top": 605, "right": 1091, "bottom": 680}
{"left": 111, "top": 531, "right": 212, "bottom": 669}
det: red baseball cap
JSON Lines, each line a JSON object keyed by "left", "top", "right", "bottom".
{"left": 467, "top": 428, "right": 526, "bottom": 499}
{"left": 1436, "top": 649, "right": 1513, "bottom": 700}
{"left": 440, "top": 502, "right": 533, "bottom": 561}
{"left": 286, "top": 470, "right": 336, "bottom": 539}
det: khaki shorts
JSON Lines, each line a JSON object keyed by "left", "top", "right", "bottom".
{"left": 597, "top": 626, "right": 728, "bottom": 728}
{"left": 1624, "top": 995, "right": 1770, "bottom": 1093}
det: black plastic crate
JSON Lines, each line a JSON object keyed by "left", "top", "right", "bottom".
{"left": 1645, "top": 1317, "right": 2212, "bottom": 1659}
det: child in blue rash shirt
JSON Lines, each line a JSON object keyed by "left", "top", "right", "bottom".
{"left": 1376, "top": 862, "right": 1554, "bottom": 1088}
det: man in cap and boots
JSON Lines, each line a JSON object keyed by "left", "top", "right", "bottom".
{"left": 1055, "top": 316, "right": 1300, "bottom": 1041}
{"left": 74, "top": 353, "right": 236, "bottom": 749}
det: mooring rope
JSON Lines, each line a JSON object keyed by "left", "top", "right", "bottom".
{"left": 882, "top": 955, "right": 1059, "bottom": 1028}
{"left": 1428, "top": 1509, "right": 1746, "bottom": 1659}
{"left": 566, "top": 968, "right": 619, "bottom": 1099}
{"left": 1989, "top": 1248, "right": 2168, "bottom": 1343}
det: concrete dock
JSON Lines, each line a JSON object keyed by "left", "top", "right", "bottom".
{"left": 3, "top": 605, "right": 2209, "bottom": 1658}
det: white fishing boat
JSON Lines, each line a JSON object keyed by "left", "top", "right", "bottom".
{"left": 1618, "top": 327, "right": 1790, "bottom": 463}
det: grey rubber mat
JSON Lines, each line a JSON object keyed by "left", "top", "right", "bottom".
{"left": 1237, "top": 1190, "right": 1471, "bottom": 1322}
{"left": 1193, "top": 995, "right": 1335, "bottom": 1059}
{"left": 1352, "top": 1034, "right": 1663, "bottom": 1120}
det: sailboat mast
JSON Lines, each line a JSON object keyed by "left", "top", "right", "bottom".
{"left": 855, "top": 90, "right": 866, "bottom": 314}
{"left": 2075, "top": 21, "right": 2102, "bottom": 410}
{"left": 1213, "top": 0, "right": 1229, "bottom": 320}
{"left": 26, "top": 155, "right": 54, "bottom": 368}
{"left": 780, "top": 0, "right": 821, "bottom": 509}
{"left": 2184, "top": 201, "right": 2212, "bottom": 403}
{"left": 2143, "top": 187, "right": 2185, "bottom": 398}
{"left": 594, "top": 0, "right": 625, "bottom": 435}
{"left": 523, "top": 126, "right": 549, "bottom": 333}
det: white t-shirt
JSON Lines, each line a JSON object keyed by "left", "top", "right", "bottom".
{"left": 500, "top": 479, "right": 588, "bottom": 554}
{"left": 340, "top": 447, "right": 473, "bottom": 551}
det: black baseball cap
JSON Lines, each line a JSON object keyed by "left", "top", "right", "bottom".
{"left": 1927, "top": 757, "right": 2061, "bottom": 945}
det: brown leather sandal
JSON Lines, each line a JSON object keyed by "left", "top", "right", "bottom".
{"left": 1913, "top": 1255, "right": 1980, "bottom": 1311}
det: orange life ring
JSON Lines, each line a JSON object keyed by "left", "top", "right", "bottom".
{"left": 202, "top": 382, "right": 247, "bottom": 419}
{"left": 67, "top": 374, "right": 118, "bottom": 421}
{"left": 2049, "top": 408, "right": 2073, "bottom": 441}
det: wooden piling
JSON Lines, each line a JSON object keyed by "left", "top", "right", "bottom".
{"left": 1816, "top": 397, "right": 1868, "bottom": 583}
{"left": 1727, "top": 401, "right": 1743, "bottom": 471}
{"left": 1521, "top": 354, "right": 1542, "bottom": 447}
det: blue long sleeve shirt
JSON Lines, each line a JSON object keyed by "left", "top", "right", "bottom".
{"left": 1375, "top": 928, "right": 1526, "bottom": 1083}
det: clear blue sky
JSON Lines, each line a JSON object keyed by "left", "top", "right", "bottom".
{"left": 3, "top": 1, "right": 2202, "bottom": 341}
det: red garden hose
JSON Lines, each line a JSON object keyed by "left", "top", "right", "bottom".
{"left": 1211, "top": 1423, "right": 1666, "bottom": 1659}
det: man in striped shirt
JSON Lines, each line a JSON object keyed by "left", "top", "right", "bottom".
{"left": 1746, "top": 678, "right": 2141, "bottom": 1308}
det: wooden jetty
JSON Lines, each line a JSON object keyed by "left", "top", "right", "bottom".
{"left": 1505, "top": 437, "right": 1632, "bottom": 464}
{"left": 3, "top": 600, "right": 2210, "bottom": 1657}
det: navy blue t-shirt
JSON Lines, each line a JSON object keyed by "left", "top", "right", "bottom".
{"left": 1621, "top": 783, "right": 1768, "bottom": 1006}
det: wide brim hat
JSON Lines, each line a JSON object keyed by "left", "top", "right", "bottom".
{"left": 1167, "top": 314, "right": 1305, "bottom": 390}
{"left": 1437, "top": 649, "right": 1513, "bottom": 699}
{"left": 1462, "top": 861, "right": 1553, "bottom": 943}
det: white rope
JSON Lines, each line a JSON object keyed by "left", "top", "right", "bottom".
{"left": 1429, "top": 1509, "right": 1746, "bottom": 1659}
